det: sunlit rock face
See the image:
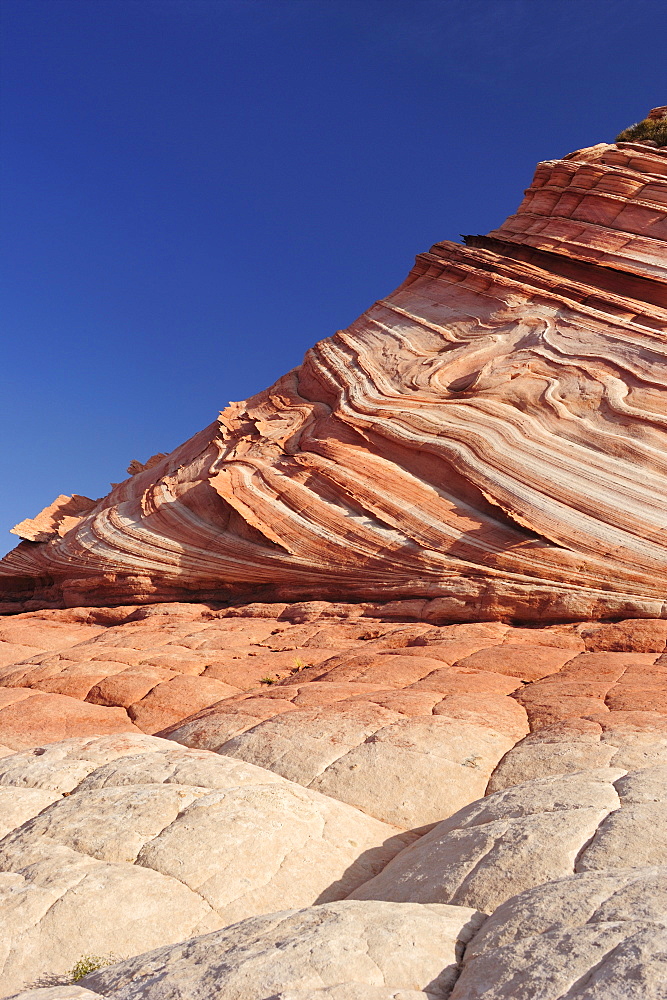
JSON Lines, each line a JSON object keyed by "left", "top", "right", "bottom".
{"left": 2, "top": 139, "right": 666, "bottom": 620}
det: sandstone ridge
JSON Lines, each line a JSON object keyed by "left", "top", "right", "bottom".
{"left": 1, "top": 133, "right": 666, "bottom": 620}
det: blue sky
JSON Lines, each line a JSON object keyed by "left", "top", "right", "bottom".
{"left": 1, "top": 0, "right": 665, "bottom": 555}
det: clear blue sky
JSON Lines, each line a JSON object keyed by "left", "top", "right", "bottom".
{"left": 1, "top": 0, "right": 665, "bottom": 556}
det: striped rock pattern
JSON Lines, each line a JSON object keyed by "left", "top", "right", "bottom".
{"left": 1, "top": 139, "right": 666, "bottom": 621}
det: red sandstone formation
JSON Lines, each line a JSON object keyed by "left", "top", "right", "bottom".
{"left": 0, "top": 132, "right": 666, "bottom": 621}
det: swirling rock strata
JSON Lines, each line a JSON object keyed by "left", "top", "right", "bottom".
{"left": 2, "top": 138, "right": 667, "bottom": 620}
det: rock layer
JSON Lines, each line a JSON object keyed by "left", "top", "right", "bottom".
{"left": 81, "top": 900, "right": 484, "bottom": 1000}
{"left": 5, "top": 732, "right": 664, "bottom": 997}
{"left": 1, "top": 139, "right": 667, "bottom": 620}
{"left": 450, "top": 866, "right": 667, "bottom": 999}
{"left": 0, "top": 735, "right": 412, "bottom": 993}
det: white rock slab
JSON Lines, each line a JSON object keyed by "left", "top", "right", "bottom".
{"left": 221, "top": 713, "right": 515, "bottom": 829}
{"left": 82, "top": 900, "right": 484, "bottom": 999}
{"left": 450, "top": 866, "right": 667, "bottom": 999}
{"left": 350, "top": 769, "right": 624, "bottom": 912}
{"left": 0, "top": 738, "right": 411, "bottom": 994}
{"left": 0, "top": 786, "right": 61, "bottom": 839}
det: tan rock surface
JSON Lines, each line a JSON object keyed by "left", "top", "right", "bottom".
{"left": 350, "top": 768, "right": 625, "bottom": 911}
{"left": 24, "top": 869, "right": 661, "bottom": 999}
{"left": 0, "top": 856, "right": 215, "bottom": 996}
{"left": 0, "top": 735, "right": 412, "bottom": 993}
{"left": 8, "top": 990, "right": 103, "bottom": 1000}
{"left": 577, "top": 765, "right": 667, "bottom": 872}
{"left": 0, "top": 786, "right": 61, "bottom": 839}
{"left": 512, "top": 651, "right": 665, "bottom": 727}
{"left": 0, "top": 733, "right": 173, "bottom": 792}
{"left": 0, "top": 690, "right": 140, "bottom": 750}
{"left": 8, "top": 990, "right": 433, "bottom": 1000}
{"left": 264, "top": 990, "right": 434, "bottom": 1000}
{"left": 3, "top": 605, "right": 667, "bottom": 829}
{"left": 450, "top": 866, "right": 667, "bottom": 999}
{"left": 305, "top": 717, "right": 514, "bottom": 829}
{"left": 81, "top": 901, "right": 484, "bottom": 999}
{"left": 487, "top": 712, "right": 667, "bottom": 791}
{"left": 0, "top": 644, "right": 664, "bottom": 995}
{"left": 125, "top": 673, "right": 240, "bottom": 733}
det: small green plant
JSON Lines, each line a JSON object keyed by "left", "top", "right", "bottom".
{"left": 290, "top": 656, "right": 313, "bottom": 675}
{"left": 289, "top": 657, "right": 309, "bottom": 675}
{"left": 260, "top": 675, "right": 276, "bottom": 685}
{"left": 69, "top": 954, "right": 116, "bottom": 982}
{"left": 616, "top": 114, "right": 667, "bottom": 148}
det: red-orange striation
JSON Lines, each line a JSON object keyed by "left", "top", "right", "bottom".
{"left": 1, "top": 136, "right": 667, "bottom": 619}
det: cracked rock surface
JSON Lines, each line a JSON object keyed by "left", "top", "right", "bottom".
{"left": 0, "top": 735, "right": 412, "bottom": 993}
{"left": 1, "top": 604, "right": 667, "bottom": 996}
{"left": 450, "top": 866, "right": 667, "bottom": 999}
{"left": 63, "top": 901, "right": 485, "bottom": 1000}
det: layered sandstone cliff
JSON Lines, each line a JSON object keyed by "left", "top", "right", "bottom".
{"left": 2, "top": 132, "right": 666, "bottom": 620}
